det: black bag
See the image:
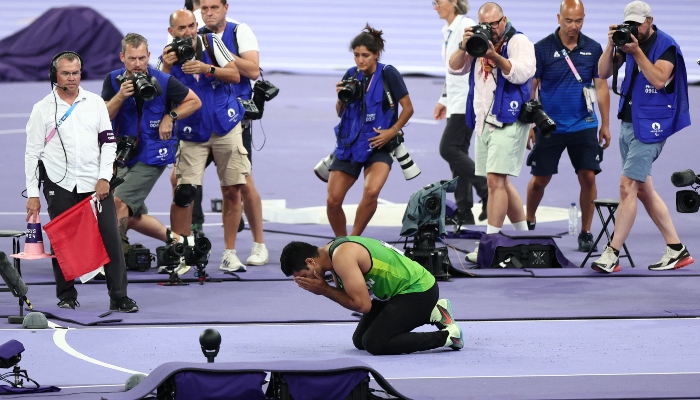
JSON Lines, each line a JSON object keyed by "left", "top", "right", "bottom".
{"left": 492, "top": 244, "right": 557, "bottom": 268}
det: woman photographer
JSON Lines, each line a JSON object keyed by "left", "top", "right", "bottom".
{"left": 327, "top": 24, "right": 413, "bottom": 237}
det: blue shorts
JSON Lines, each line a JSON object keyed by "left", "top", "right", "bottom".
{"left": 619, "top": 122, "right": 665, "bottom": 182}
{"left": 329, "top": 150, "right": 393, "bottom": 179}
{"left": 528, "top": 127, "right": 603, "bottom": 176}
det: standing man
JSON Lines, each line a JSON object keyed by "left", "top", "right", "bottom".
{"left": 160, "top": 9, "right": 251, "bottom": 272}
{"left": 593, "top": 1, "right": 692, "bottom": 273}
{"left": 281, "top": 237, "right": 463, "bottom": 355}
{"left": 433, "top": 0, "right": 488, "bottom": 226}
{"left": 524, "top": 0, "right": 610, "bottom": 253}
{"left": 102, "top": 33, "right": 201, "bottom": 269}
{"left": 448, "top": 2, "right": 536, "bottom": 237}
{"left": 25, "top": 51, "right": 137, "bottom": 312}
{"left": 199, "top": 0, "right": 268, "bottom": 269}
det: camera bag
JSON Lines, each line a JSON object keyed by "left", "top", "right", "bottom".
{"left": 476, "top": 231, "right": 576, "bottom": 269}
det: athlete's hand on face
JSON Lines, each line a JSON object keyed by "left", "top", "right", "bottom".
{"left": 294, "top": 270, "right": 329, "bottom": 295}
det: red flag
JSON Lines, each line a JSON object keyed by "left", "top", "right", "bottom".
{"left": 44, "top": 196, "right": 110, "bottom": 281}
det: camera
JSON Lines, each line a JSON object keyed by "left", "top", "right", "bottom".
{"left": 671, "top": 169, "right": 700, "bottom": 213}
{"left": 156, "top": 242, "right": 186, "bottom": 267}
{"left": 314, "top": 153, "right": 334, "bottom": 182}
{"left": 115, "top": 135, "right": 138, "bottom": 168}
{"left": 241, "top": 79, "right": 280, "bottom": 120}
{"left": 116, "top": 72, "right": 161, "bottom": 101}
{"left": 338, "top": 78, "right": 362, "bottom": 104}
{"left": 169, "top": 36, "right": 195, "bottom": 65}
{"left": 392, "top": 143, "right": 421, "bottom": 180}
{"left": 125, "top": 243, "right": 152, "bottom": 272}
{"left": 612, "top": 24, "right": 639, "bottom": 47}
{"left": 466, "top": 23, "right": 493, "bottom": 58}
{"left": 184, "top": 236, "right": 211, "bottom": 266}
{"left": 518, "top": 99, "right": 556, "bottom": 138}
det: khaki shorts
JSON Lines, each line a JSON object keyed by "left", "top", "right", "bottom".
{"left": 475, "top": 121, "right": 529, "bottom": 177}
{"left": 176, "top": 124, "right": 250, "bottom": 186}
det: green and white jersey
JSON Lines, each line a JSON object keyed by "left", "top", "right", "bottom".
{"left": 329, "top": 236, "right": 435, "bottom": 300}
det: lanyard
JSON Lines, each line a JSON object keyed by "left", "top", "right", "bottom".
{"left": 45, "top": 100, "right": 79, "bottom": 144}
{"left": 560, "top": 49, "right": 582, "bottom": 83}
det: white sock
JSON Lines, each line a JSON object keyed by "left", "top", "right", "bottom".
{"left": 486, "top": 224, "right": 501, "bottom": 234}
{"left": 512, "top": 221, "right": 529, "bottom": 231}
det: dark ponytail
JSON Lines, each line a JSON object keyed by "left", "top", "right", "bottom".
{"left": 349, "top": 23, "right": 385, "bottom": 57}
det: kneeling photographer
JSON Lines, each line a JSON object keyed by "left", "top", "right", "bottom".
{"left": 326, "top": 24, "right": 414, "bottom": 238}
{"left": 102, "top": 33, "right": 201, "bottom": 273}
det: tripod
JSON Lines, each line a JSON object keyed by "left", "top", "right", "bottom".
{"left": 403, "top": 224, "right": 452, "bottom": 281}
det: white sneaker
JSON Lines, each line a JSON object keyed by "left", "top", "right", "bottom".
{"left": 246, "top": 242, "right": 269, "bottom": 266}
{"left": 591, "top": 246, "right": 620, "bottom": 273}
{"left": 220, "top": 250, "right": 246, "bottom": 272}
{"left": 466, "top": 248, "right": 478, "bottom": 263}
{"left": 174, "top": 257, "right": 191, "bottom": 276}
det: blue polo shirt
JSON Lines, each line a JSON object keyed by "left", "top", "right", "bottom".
{"left": 534, "top": 28, "right": 603, "bottom": 134}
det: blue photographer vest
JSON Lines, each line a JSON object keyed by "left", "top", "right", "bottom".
{"left": 168, "top": 34, "right": 245, "bottom": 142}
{"left": 333, "top": 63, "right": 396, "bottom": 163}
{"left": 618, "top": 28, "right": 690, "bottom": 143}
{"left": 216, "top": 22, "right": 253, "bottom": 101}
{"left": 465, "top": 28, "right": 532, "bottom": 130}
{"left": 109, "top": 67, "right": 176, "bottom": 166}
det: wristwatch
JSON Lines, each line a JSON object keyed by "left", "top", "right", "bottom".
{"left": 209, "top": 65, "right": 216, "bottom": 75}
{"left": 169, "top": 110, "right": 178, "bottom": 121}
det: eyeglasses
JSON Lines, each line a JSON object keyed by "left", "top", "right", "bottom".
{"left": 486, "top": 16, "right": 504, "bottom": 29}
{"left": 59, "top": 71, "right": 81, "bottom": 78}
{"left": 431, "top": 0, "right": 443, "bottom": 7}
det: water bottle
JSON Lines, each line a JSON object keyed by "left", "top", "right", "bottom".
{"left": 568, "top": 202, "right": 578, "bottom": 236}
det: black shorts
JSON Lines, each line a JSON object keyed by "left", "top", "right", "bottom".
{"left": 527, "top": 127, "right": 603, "bottom": 176}
{"left": 329, "top": 150, "right": 393, "bottom": 179}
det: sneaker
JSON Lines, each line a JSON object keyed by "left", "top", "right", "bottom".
{"left": 57, "top": 298, "right": 79, "bottom": 310}
{"left": 648, "top": 245, "right": 695, "bottom": 271}
{"left": 577, "top": 231, "right": 598, "bottom": 253}
{"left": 444, "top": 321, "right": 464, "bottom": 350}
{"left": 591, "top": 246, "right": 620, "bottom": 273}
{"left": 466, "top": 248, "right": 478, "bottom": 263}
{"left": 527, "top": 220, "right": 536, "bottom": 231}
{"left": 478, "top": 198, "right": 487, "bottom": 222}
{"left": 109, "top": 296, "right": 139, "bottom": 313}
{"left": 455, "top": 209, "right": 475, "bottom": 226}
{"left": 246, "top": 243, "right": 269, "bottom": 266}
{"left": 220, "top": 250, "right": 246, "bottom": 272}
{"left": 157, "top": 266, "right": 170, "bottom": 274}
{"left": 430, "top": 299, "right": 454, "bottom": 330}
{"left": 175, "top": 257, "right": 191, "bottom": 275}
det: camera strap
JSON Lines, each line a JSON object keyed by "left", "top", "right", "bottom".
{"left": 200, "top": 34, "right": 220, "bottom": 68}
{"left": 558, "top": 49, "right": 582, "bottom": 83}
{"left": 45, "top": 101, "right": 79, "bottom": 145}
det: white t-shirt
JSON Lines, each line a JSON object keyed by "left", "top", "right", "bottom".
{"left": 439, "top": 15, "right": 475, "bottom": 117}
{"left": 167, "top": 12, "right": 258, "bottom": 55}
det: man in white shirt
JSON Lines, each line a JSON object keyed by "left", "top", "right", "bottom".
{"left": 25, "top": 51, "right": 138, "bottom": 312}
{"left": 449, "top": 2, "right": 536, "bottom": 237}
{"left": 433, "top": 0, "right": 488, "bottom": 226}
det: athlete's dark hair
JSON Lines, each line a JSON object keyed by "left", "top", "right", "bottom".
{"left": 349, "top": 23, "right": 385, "bottom": 56}
{"left": 280, "top": 241, "right": 319, "bottom": 277}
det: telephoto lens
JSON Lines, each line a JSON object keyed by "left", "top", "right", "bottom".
{"left": 392, "top": 143, "right": 421, "bottom": 180}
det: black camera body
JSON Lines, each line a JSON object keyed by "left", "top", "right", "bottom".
{"left": 612, "top": 24, "right": 639, "bottom": 47}
{"left": 184, "top": 237, "right": 212, "bottom": 266}
{"left": 115, "top": 135, "right": 138, "bottom": 167}
{"left": 241, "top": 79, "right": 280, "bottom": 120}
{"left": 671, "top": 169, "right": 700, "bottom": 213}
{"left": 156, "top": 242, "right": 186, "bottom": 267}
{"left": 338, "top": 78, "right": 362, "bottom": 104}
{"left": 125, "top": 243, "right": 152, "bottom": 272}
{"left": 116, "top": 72, "right": 161, "bottom": 101}
{"left": 466, "top": 23, "right": 493, "bottom": 57}
{"left": 169, "top": 36, "right": 195, "bottom": 65}
{"left": 518, "top": 99, "right": 556, "bottom": 138}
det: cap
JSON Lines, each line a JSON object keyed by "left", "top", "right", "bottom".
{"left": 624, "top": 1, "right": 652, "bottom": 24}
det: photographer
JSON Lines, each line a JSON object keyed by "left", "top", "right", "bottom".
{"left": 448, "top": 2, "right": 535, "bottom": 238}
{"left": 524, "top": 0, "right": 610, "bottom": 253}
{"left": 592, "top": 1, "right": 692, "bottom": 273}
{"left": 102, "top": 33, "right": 201, "bottom": 265}
{"left": 25, "top": 51, "right": 136, "bottom": 312}
{"left": 433, "top": 0, "right": 488, "bottom": 226}
{"left": 328, "top": 24, "right": 414, "bottom": 237}
{"left": 159, "top": 9, "right": 251, "bottom": 273}
{"left": 197, "top": 0, "right": 269, "bottom": 269}
{"left": 281, "top": 237, "right": 463, "bottom": 355}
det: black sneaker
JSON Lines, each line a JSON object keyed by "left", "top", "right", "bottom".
{"left": 455, "top": 209, "right": 475, "bottom": 226}
{"left": 57, "top": 298, "right": 79, "bottom": 310}
{"left": 527, "top": 220, "right": 536, "bottom": 231}
{"left": 577, "top": 231, "right": 598, "bottom": 252}
{"left": 478, "top": 198, "right": 488, "bottom": 221}
{"left": 109, "top": 296, "right": 139, "bottom": 313}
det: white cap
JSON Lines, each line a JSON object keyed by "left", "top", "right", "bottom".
{"left": 624, "top": 1, "right": 652, "bottom": 24}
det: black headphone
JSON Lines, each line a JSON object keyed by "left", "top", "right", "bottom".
{"left": 49, "top": 51, "right": 83, "bottom": 85}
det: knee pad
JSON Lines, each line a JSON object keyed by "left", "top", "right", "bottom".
{"left": 173, "top": 184, "right": 197, "bottom": 207}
